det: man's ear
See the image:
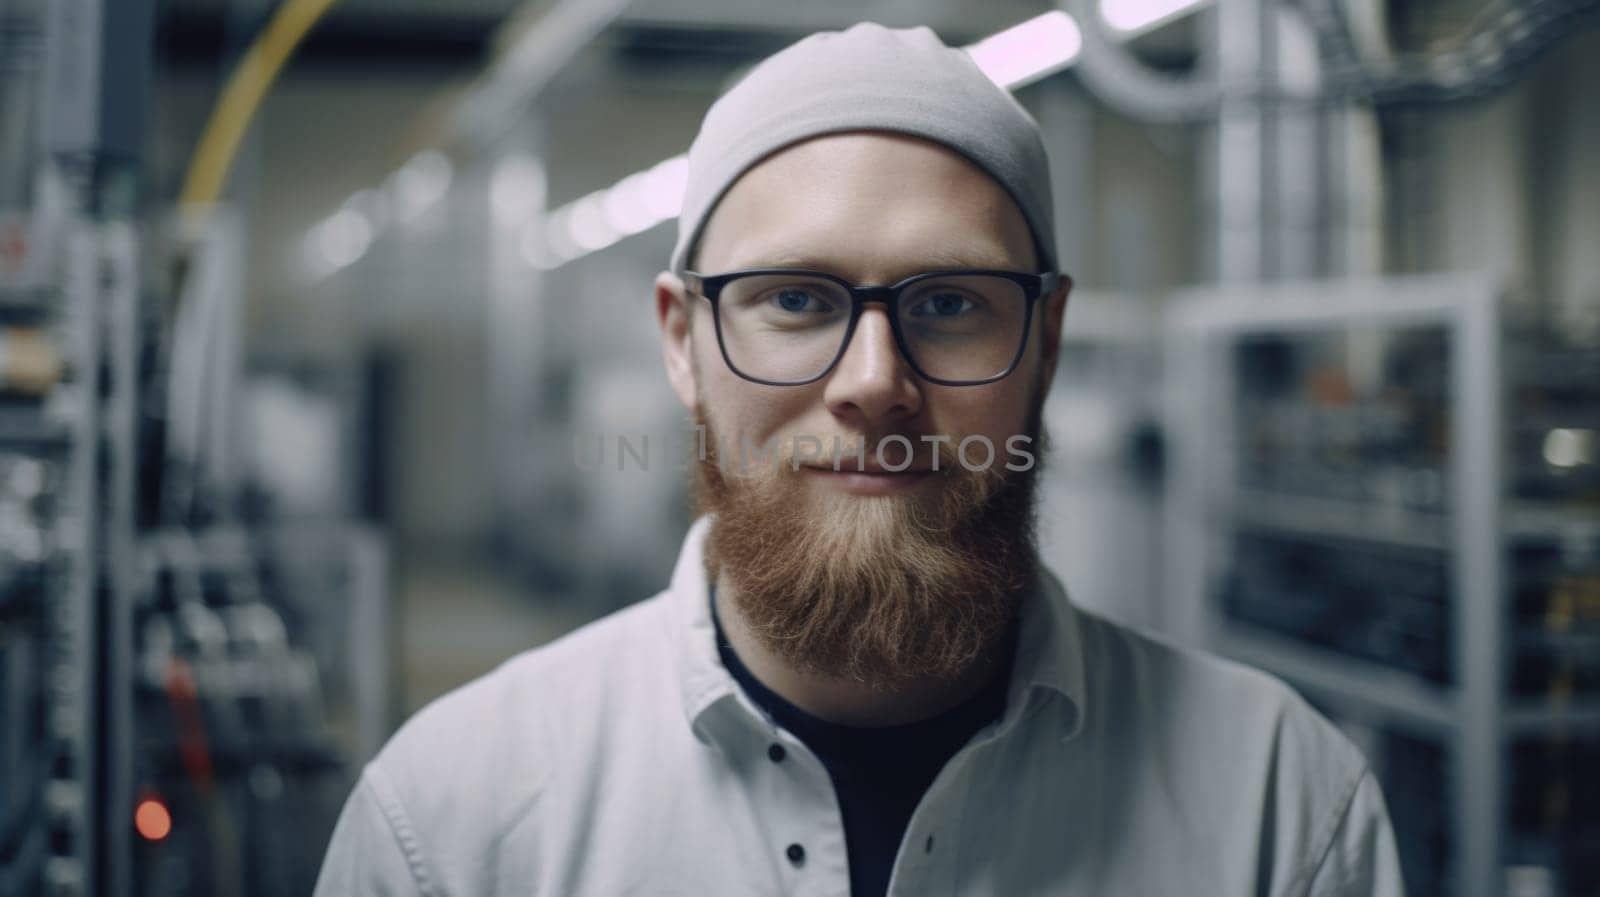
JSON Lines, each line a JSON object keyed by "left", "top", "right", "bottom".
{"left": 1036, "top": 274, "right": 1073, "bottom": 397}
{"left": 656, "top": 271, "right": 698, "bottom": 410}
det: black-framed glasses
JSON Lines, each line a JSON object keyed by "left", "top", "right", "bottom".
{"left": 681, "top": 268, "right": 1063, "bottom": 387}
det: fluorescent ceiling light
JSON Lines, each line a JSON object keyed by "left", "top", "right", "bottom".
{"left": 637, "top": 156, "right": 689, "bottom": 220}
{"left": 531, "top": 2, "right": 1213, "bottom": 270}
{"left": 304, "top": 207, "right": 373, "bottom": 278}
{"left": 310, "top": 1, "right": 1211, "bottom": 279}
{"left": 565, "top": 193, "right": 620, "bottom": 252}
{"left": 1101, "top": 0, "right": 1210, "bottom": 34}
{"left": 966, "top": 10, "right": 1084, "bottom": 90}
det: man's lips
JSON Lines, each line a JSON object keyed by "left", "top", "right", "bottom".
{"left": 799, "top": 463, "right": 936, "bottom": 474}
{"left": 799, "top": 464, "right": 937, "bottom": 495}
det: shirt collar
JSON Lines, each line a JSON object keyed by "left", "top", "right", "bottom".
{"left": 668, "top": 515, "right": 1088, "bottom": 746}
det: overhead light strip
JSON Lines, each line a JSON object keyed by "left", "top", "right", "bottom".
{"left": 526, "top": 0, "right": 1209, "bottom": 270}
{"left": 307, "top": 0, "right": 1211, "bottom": 280}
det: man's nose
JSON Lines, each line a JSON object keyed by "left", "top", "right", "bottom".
{"left": 822, "top": 305, "right": 923, "bottom": 423}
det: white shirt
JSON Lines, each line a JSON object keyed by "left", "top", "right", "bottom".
{"left": 315, "top": 516, "right": 1405, "bottom": 897}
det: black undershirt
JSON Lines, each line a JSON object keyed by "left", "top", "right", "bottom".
{"left": 710, "top": 588, "right": 1012, "bottom": 897}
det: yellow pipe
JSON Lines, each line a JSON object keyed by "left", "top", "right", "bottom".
{"left": 178, "top": 0, "right": 341, "bottom": 219}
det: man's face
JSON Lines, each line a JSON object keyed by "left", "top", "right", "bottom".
{"left": 656, "top": 131, "right": 1071, "bottom": 685}
{"left": 666, "top": 131, "right": 1067, "bottom": 486}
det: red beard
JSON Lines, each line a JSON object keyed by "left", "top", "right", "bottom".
{"left": 691, "top": 403, "right": 1046, "bottom": 687}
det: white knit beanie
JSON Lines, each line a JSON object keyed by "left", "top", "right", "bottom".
{"left": 670, "top": 22, "right": 1058, "bottom": 274}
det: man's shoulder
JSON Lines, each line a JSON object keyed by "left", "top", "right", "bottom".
{"left": 1068, "top": 608, "right": 1385, "bottom": 889}
{"left": 1072, "top": 606, "right": 1370, "bottom": 800}
{"left": 367, "top": 590, "right": 678, "bottom": 821}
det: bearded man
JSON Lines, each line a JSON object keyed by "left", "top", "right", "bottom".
{"left": 315, "top": 22, "right": 1404, "bottom": 897}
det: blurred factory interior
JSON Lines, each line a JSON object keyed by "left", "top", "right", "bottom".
{"left": 1, "top": 0, "right": 1598, "bottom": 895}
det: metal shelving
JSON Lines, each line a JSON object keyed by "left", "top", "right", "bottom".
{"left": 1217, "top": 627, "right": 1460, "bottom": 733}
{"left": 1163, "top": 273, "right": 1600, "bottom": 897}
{"left": 1504, "top": 697, "right": 1600, "bottom": 733}
{"left": 1224, "top": 490, "right": 1454, "bottom": 550}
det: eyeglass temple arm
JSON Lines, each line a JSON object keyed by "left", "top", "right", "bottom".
{"left": 1038, "top": 271, "right": 1062, "bottom": 297}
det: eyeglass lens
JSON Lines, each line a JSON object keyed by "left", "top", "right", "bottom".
{"left": 715, "top": 273, "right": 1029, "bottom": 383}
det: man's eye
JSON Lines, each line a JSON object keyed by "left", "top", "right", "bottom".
{"left": 910, "top": 292, "right": 975, "bottom": 317}
{"left": 769, "top": 288, "right": 832, "bottom": 313}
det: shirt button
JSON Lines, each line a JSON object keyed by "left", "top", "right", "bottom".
{"left": 786, "top": 843, "right": 806, "bottom": 866}
{"left": 767, "top": 743, "right": 786, "bottom": 763}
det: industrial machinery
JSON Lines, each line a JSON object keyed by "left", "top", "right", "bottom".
{"left": 1166, "top": 275, "right": 1600, "bottom": 897}
{"left": 0, "top": 2, "right": 391, "bottom": 896}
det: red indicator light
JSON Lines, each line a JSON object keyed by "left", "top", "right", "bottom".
{"left": 135, "top": 798, "right": 172, "bottom": 841}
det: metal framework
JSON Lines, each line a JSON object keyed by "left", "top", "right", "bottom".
{"left": 1163, "top": 274, "right": 1508, "bottom": 897}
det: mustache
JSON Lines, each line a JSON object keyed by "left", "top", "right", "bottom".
{"left": 699, "top": 428, "right": 1028, "bottom": 477}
